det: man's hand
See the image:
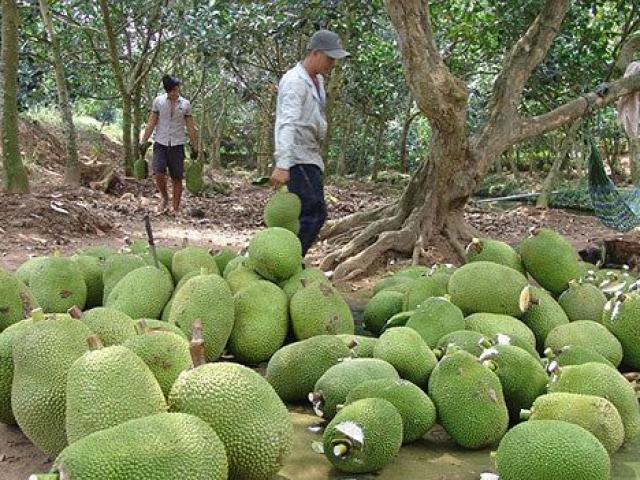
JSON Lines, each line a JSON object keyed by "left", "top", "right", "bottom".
{"left": 270, "top": 168, "right": 290, "bottom": 187}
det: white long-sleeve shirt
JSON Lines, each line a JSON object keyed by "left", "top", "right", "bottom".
{"left": 274, "top": 62, "right": 327, "bottom": 171}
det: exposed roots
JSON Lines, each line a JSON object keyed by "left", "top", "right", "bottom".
{"left": 319, "top": 205, "right": 390, "bottom": 240}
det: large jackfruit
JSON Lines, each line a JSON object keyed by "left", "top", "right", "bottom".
{"left": 405, "top": 296, "right": 465, "bottom": 348}
{"left": 544, "top": 320, "right": 623, "bottom": 367}
{"left": 434, "top": 330, "right": 486, "bottom": 358}
{"left": 373, "top": 274, "right": 414, "bottom": 295}
{"left": 139, "top": 318, "right": 188, "bottom": 339}
{"left": 337, "top": 334, "right": 378, "bottom": 358}
{"left": 363, "top": 290, "right": 404, "bottom": 336}
{"left": 0, "top": 319, "right": 32, "bottom": 425}
{"left": 0, "top": 267, "right": 38, "bottom": 332}
{"left": 248, "top": 227, "right": 302, "bottom": 283}
{"left": 402, "top": 275, "right": 446, "bottom": 311}
{"left": 264, "top": 187, "right": 301, "bottom": 234}
{"left": 213, "top": 247, "right": 237, "bottom": 274}
{"left": 29, "top": 257, "right": 87, "bottom": 313}
{"left": 79, "top": 307, "right": 136, "bottom": 346}
{"left": 558, "top": 280, "right": 606, "bottom": 322}
{"left": 545, "top": 344, "right": 615, "bottom": 368}
{"left": 464, "top": 313, "right": 536, "bottom": 352}
{"left": 75, "top": 245, "right": 116, "bottom": 261}
{"left": 102, "top": 253, "right": 147, "bottom": 301}
{"left": 171, "top": 246, "right": 219, "bottom": 282}
{"left": 280, "top": 267, "right": 330, "bottom": 301}
{"left": 185, "top": 160, "right": 204, "bottom": 195}
{"left": 290, "top": 282, "right": 354, "bottom": 340}
{"left": 225, "top": 265, "right": 262, "bottom": 294}
{"left": 520, "top": 286, "right": 569, "bottom": 350}
{"left": 602, "top": 292, "right": 640, "bottom": 369}
{"left": 465, "top": 238, "right": 525, "bottom": 274}
{"left": 322, "top": 398, "right": 402, "bottom": 474}
{"left": 15, "top": 256, "right": 48, "bottom": 286}
{"left": 105, "top": 266, "right": 173, "bottom": 319}
{"left": 70, "top": 255, "right": 104, "bottom": 309}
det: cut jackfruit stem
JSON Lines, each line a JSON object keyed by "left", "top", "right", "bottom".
{"left": 86, "top": 334, "right": 104, "bottom": 351}
{"left": 189, "top": 319, "right": 206, "bottom": 367}
{"left": 433, "top": 348, "right": 444, "bottom": 359}
{"left": 543, "top": 347, "right": 556, "bottom": 360}
{"left": 28, "top": 475, "right": 59, "bottom": 480}
{"left": 519, "top": 409, "right": 532, "bottom": 421}
{"left": 332, "top": 441, "right": 351, "bottom": 458}
{"left": 518, "top": 286, "right": 531, "bottom": 313}
{"left": 67, "top": 306, "right": 83, "bottom": 320}
{"left": 136, "top": 319, "right": 149, "bottom": 335}
{"left": 31, "top": 308, "right": 45, "bottom": 322}
{"left": 482, "top": 359, "right": 498, "bottom": 372}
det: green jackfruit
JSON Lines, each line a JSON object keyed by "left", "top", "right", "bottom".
{"left": 79, "top": 307, "right": 135, "bottom": 346}
{"left": 402, "top": 275, "right": 446, "bottom": 311}
{"left": 396, "top": 265, "right": 431, "bottom": 278}
{"left": 228, "top": 280, "right": 288, "bottom": 364}
{"left": 139, "top": 318, "right": 188, "bottom": 339}
{"left": 427, "top": 349, "right": 509, "bottom": 449}
{"left": 225, "top": 265, "right": 262, "bottom": 294}
{"left": 15, "top": 256, "right": 48, "bottom": 286}
{"left": 545, "top": 344, "right": 615, "bottom": 368}
{"left": 346, "top": 378, "right": 436, "bottom": 443}
{"left": 448, "top": 261, "right": 529, "bottom": 317}
{"left": 12, "top": 312, "right": 91, "bottom": 458}
{"left": 105, "top": 266, "right": 173, "bottom": 319}
{"left": 74, "top": 245, "right": 116, "bottom": 261}
{"left": 336, "top": 334, "right": 378, "bottom": 358}
{"left": 495, "top": 420, "right": 610, "bottom": 480}
{"left": 65, "top": 338, "right": 166, "bottom": 443}
{"left": 523, "top": 393, "right": 624, "bottom": 454}
{"left": 520, "top": 227, "right": 582, "bottom": 296}
{"left": 266, "top": 335, "right": 352, "bottom": 402}
{"left": 185, "top": 161, "right": 204, "bottom": 195}
{"left": 169, "top": 362, "right": 293, "bottom": 480}
{"left": 223, "top": 255, "right": 247, "bottom": 278}
{"left": 213, "top": 247, "right": 237, "bottom": 273}
{"left": 133, "top": 158, "right": 148, "bottom": 179}
{"left": 405, "top": 296, "right": 465, "bottom": 348}
{"left": 264, "top": 187, "right": 302, "bottom": 233}
{"left": 602, "top": 292, "right": 640, "bottom": 369}
{"left": 42, "top": 413, "right": 228, "bottom": 480}
{"left": 155, "top": 246, "right": 175, "bottom": 271}
{"left": 373, "top": 327, "right": 436, "bottom": 388}
{"left": 311, "top": 358, "right": 400, "bottom": 420}
{"left": 0, "top": 267, "right": 38, "bottom": 332}
{"left": 558, "top": 280, "right": 606, "bottom": 322}
{"left": 248, "top": 227, "right": 302, "bottom": 283}
{"left": 0, "top": 319, "right": 32, "bottom": 424}
{"left": 102, "top": 253, "right": 146, "bottom": 301}
{"left": 434, "top": 330, "right": 486, "bottom": 358}
{"left": 363, "top": 290, "right": 404, "bottom": 336}
{"left": 520, "top": 286, "right": 569, "bottom": 350}
{"left": 544, "top": 320, "right": 623, "bottom": 366}
{"left": 70, "top": 255, "right": 104, "bottom": 309}
{"left": 464, "top": 313, "right": 536, "bottom": 352}
{"left": 290, "top": 282, "right": 354, "bottom": 340}
{"left": 382, "top": 310, "right": 414, "bottom": 331}
{"left": 168, "top": 273, "right": 234, "bottom": 361}
{"left": 548, "top": 362, "right": 640, "bottom": 443}
{"left": 29, "top": 257, "right": 87, "bottom": 313}
{"left": 465, "top": 238, "right": 525, "bottom": 274}
{"left": 373, "top": 274, "right": 413, "bottom": 295}
{"left": 280, "top": 267, "right": 330, "bottom": 301}
{"left": 322, "top": 398, "right": 402, "bottom": 474}
{"left": 171, "top": 246, "right": 219, "bottom": 282}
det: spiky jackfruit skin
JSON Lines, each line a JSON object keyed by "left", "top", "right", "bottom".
{"left": 168, "top": 274, "right": 234, "bottom": 362}
{"left": 133, "top": 158, "right": 148, "bottom": 179}
{"left": 213, "top": 248, "right": 237, "bottom": 273}
{"left": 544, "top": 320, "right": 623, "bottom": 367}
{"left": 526, "top": 393, "right": 624, "bottom": 454}
{"left": 139, "top": 318, "right": 188, "bottom": 339}
{"left": 223, "top": 255, "right": 248, "bottom": 278}
{"left": 29, "top": 257, "right": 87, "bottom": 313}
{"left": 480, "top": 344, "right": 547, "bottom": 424}
{"left": 383, "top": 311, "right": 414, "bottom": 331}
{"left": 102, "top": 254, "right": 147, "bottom": 301}
{"left": 105, "top": 266, "right": 173, "bottom": 320}
{"left": 169, "top": 362, "right": 293, "bottom": 480}
{"left": 248, "top": 227, "right": 302, "bottom": 283}
{"left": 225, "top": 265, "right": 262, "bottom": 294}
{"left": 520, "top": 228, "right": 582, "bottom": 296}
{"left": 373, "top": 274, "right": 413, "bottom": 295}
{"left": 153, "top": 246, "right": 175, "bottom": 271}
{"left": 75, "top": 245, "right": 116, "bottom": 262}
{"left": 65, "top": 345, "right": 166, "bottom": 444}
{"left": 373, "top": 327, "right": 436, "bottom": 388}
{"left": 396, "top": 265, "right": 431, "bottom": 278}
{"left": 15, "top": 256, "right": 48, "bottom": 286}
{"left": 548, "top": 362, "right": 640, "bottom": 443}
{"left": 520, "top": 286, "right": 569, "bottom": 350}
{"left": 402, "top": 275, "right": 445, "bottom": 311}
{"left": 448, "top": 262, "right": 529, "bottom": 318}
{"left": 427, "top": 349, "right": 509, "bottom": 449}
{"left": 550, "top": 344, "right": 615, "bottom": 368}
{"left": 558, "top": 281, "right": 607, "bottom": 322}
{"left": 12, "top": 314, "right": 91, "bottom": 458}
{"left": 185, "top": 161, "right": 204, "bottom": 195}
{"left": 290, "top": 282, "right": 354, "bottom": 340}
{"left": 50, "top": 413, "right": 228, "bottom": 480}
{"left": 280, "top": 267, "right": 330, "bottom": 301}
{"left": 465, "top": 238, "right": 525, "bottom": 274}
{"left": 323, "top": 398, "right": 403, "bottom": 474}
{"left": 80, "top": 307, "right": 135, "bottom": 346}
{"left": 435, "top": 330, "right": 486, "bottom": 357}
{"left": 228, "top": 281, "right": 288, "bottom": 364}
{"left": 70, "top": 255, "right": 104, "bottom": 309}
{"left": 266, "top": 335, "right": 352, "bottom": 402}
{"left": 464, "top": 313, "right": 536, "bottom": 352}
{"left": 346, "top": 378, "right": 436, "bottom": 443}
{"left": 337, "top": 334, "right": 378, "bottom": 358}
{"left": 602, "top": 292, "right": 640, "bottom": 369}
{"left": 264, "top": 188, "right": 302, "bottom": 233}
{"left": 494, "top": 420, "right": 610, "bottom": 480}
{"left": 312, "top": 358, "right": 400, "bottom": 420}
{"left": 0, "top": 268, "right": 38, "bottom": 332}
{"left": 363, "top": 290, "right": 404, "bottom": 336}
{"left": 0, "top": 319, "right": 32, "bottom": 424}
{"left": 171, "top": 246, "right": 219, "bottom": 282}
{"left": 405, "top": 296, "right": 465, "bottom": 348}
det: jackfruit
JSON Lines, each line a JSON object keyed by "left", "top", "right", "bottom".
{"left": 264, "top": 186, "right": 302, "bottom": 234}
{"left": 280, "top": 267, "right": 330, "bottom": 300}
{"left": 382, "top": 310, "right": 414, "bottom": 331}
{"left": 464, "top": 313, "right": 536, "bottom": 352}
{"left": 336, "top": 334, "right": 378, "bottom": 358}
{"left": 266, "top": 334, "right": 352, "bottom": 402}
{"left": 363, "top": 290, "right": 404, "bottom": 336}
{"left": 0, "top": 319, "right": 32, "bottom": 424}
{"left": 0, "top": 267, "right": 38, "bottom": 332}
{"left": 185, "top": 160, "right": 204, "bottom": 195}
{"left": 322, "top": 398, "right": 402, "bottom": 474}
{"left": 171, "top": 246, "right": 219, "bottom": 282}
{"left": 12, "top": 312, "right": 91, "bottom": 458}
{"left": 139, "top": 318, "right": 188, "bottom": 339}
{"left": 520, "top": 286, "right": 569, "bottom": 350}
{"left": 494, "top": 420, "right": 610, "bottom": 480}
{"left": 548, "top": 362, "right": 640, "bottom": 443}
{"left": 223, "top": 255, "right": 247, "bottom": 278}
{"left": 522, "top": 392, "right": 624, "bottom": 453}
{"left": 346, "top": 378, "right": 436, "bottom": 443}
{"left": 427, "top": 349, "right": 509, "bottom": 449}
{"left": 402, "top": 274, "right": 447, "bottom": 311}
{"left": 248, "top": 227, "right": 302, "bottom": 282}
{"left": 213, "top": 247, "right": 237, "bottom": 273}
{"left": 558, "top": 280, "right": 606, "bottom": 322}
{"left": 102, "top": 253, "right": 146, "bottom": 301}
{"left": 228, "top": 280, "right": 288, "bottom": 364}
{"left": 434, "top": 330, "right": 486, "bottom": 358}
{"left": 155, "top": 246, "right": 176, "bottom": 271}
{"left": 465, "top": 238, "right": 525, "bottom": 274}
{"left": 373, "top": 274, "right": 413, "bottom": 294}
{"left": 396, "top": 265, "right": 431, "bottom": 278}
{"left": 225, "top": 265, "right": 262, "bottom": 294}
{"left": 520, "top": 227, "right": 582, "bottom": 296}
{"left": 105, "top": 266, "right": 173, "bottom": 319}
{"left": 290, "top": 282, "right": 354, "bottom": 340}
{"left": 544, "top": 320, "right": 623, "bottom": 366}
{"left": 169, "top": 362, "right": 293, "bottom": 480}
{"left": 448, "top": 261, "right": 529, "bottom": 317}
{"left": 40, "top": 413, "right": 228, "bottom": 480}
{"left": 373, "top": 327, "right": 436, "bottom": 388}
{"left": 602, "top": 292, "right": 640, "bottom": 369}
{"left": 311, "top": 358, "right": 399, "bottom": 420}
{"left": 133, "top": 158, "right": 148, "bottom": 179}
{"left": 70, "top": 255, "right": 103, "bottom": 309}
{"left": 405, "top": 296, "right": 465, "bottom": 348}
{"left": 168, "top": 273, "right": 234, "bottom": 361}
{"left": 29, "top": 257, "right": 87, "bottom": 313}
{"left": 79, "top": 307, "right": 135, "bottom": 346}
{"left": 545, "top": 344, "right": 615, "bottom": 368}
{"left": 15, "top": 256, "right": 48, "bottom": 286}
{"left": 65, "top": 336, "right": 166, "bottom": 443}
{"left": 74, "top": 245, "right": 115, "bottom": 261}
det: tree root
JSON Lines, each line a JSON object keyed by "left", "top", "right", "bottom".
{"left": 320, "top": 205, "right": 389, "bottom": 240}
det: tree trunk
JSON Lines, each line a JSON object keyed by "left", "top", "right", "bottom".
{"left": 509, "top": 148, "right": 519, "bottom": 178}
{"left": 121, "top": 95, "right": 134, "bottom": 175}
{"left": 398, "top": 100, "right": 419, "bottom": 173}
{"left": 356, "top": 118, "right": 371, "bottom": 177}
{"left": 1, "top": 0, "right": 28, "bottom": 193}
{"left": 336, "top": 113, "right": 353, "bottom": 178}
{"left": 370, "top": 119, "right": 386, "bottom": 182}
{"left": 630, "top": 138, "right": 640, "bottom": 186}
{"left": 39, "top": 0, "right": 79, "bottom": 186}
{"left": 132, "top": 84, "right": 143, "bottom": 163}
{"left": 321, "top": 63, "right": 345, "bottom": 163}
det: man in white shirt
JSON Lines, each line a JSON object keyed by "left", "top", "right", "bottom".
{"left": 140, "top": 75, "right": 198, "bottom": 214}
{"left": 270, "top": 30, "right": 349, "bottom": 256}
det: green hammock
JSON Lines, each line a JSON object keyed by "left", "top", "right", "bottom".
{"left": 588, "top": 139, "right": 640, "bottom": 232}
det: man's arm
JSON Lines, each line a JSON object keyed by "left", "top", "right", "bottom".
{"left": 140, "top": 111, "right": 159, "bottom": 144}
{"left": 185, "top": 115, "right": 198, "bottom": 149}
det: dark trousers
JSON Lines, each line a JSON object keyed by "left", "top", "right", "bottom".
{"left": 288, "top": 164, "right": 327, "bottom": 256}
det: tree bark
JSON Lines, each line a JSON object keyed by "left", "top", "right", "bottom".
{"left": 1, "top": 0, "right": 28, "bottom": 193}
{"left": 398, "top": 100, "right": 420, "bottom": 173}
{"left": 356, "top": 118, "right": 371, "bottom": 177}
{"left": 132, "top": 84, "right": 143, "bottom": 163}
{"left": 370, "top": 118, "right": 386, "bottom": 182}
{"left": 336, "top": 113, "right": 353, "bottom": 178}
{"left": 631, "top": 138, "right": 640, "bottom": 186}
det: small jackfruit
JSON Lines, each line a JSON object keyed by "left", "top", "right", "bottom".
{"left": 0, "top": 267, "right": 38, "bottom": 332}
{"left": 465, "top": 238, "right": 525, "bottom": 274}
{"left": 558, "top": 280, "right": 606, "bottom": 322}
{"left": 290, "top": 282, "right": 354, "bottom": 340}
{"left": 363, "top": 290, "right": 404, "bottom": 336}
{"left": 248, "top": 227, "right": 302, "bottom": 283}
{"left": 29, "top": 257, "right": 87, "bottom": 313}
{"left": 405, "top": 296, "right": 465, "bottom": 348}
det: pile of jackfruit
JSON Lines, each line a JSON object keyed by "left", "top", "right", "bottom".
{"left": 0, "top": 224, "right": 638, "bottom": 480}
